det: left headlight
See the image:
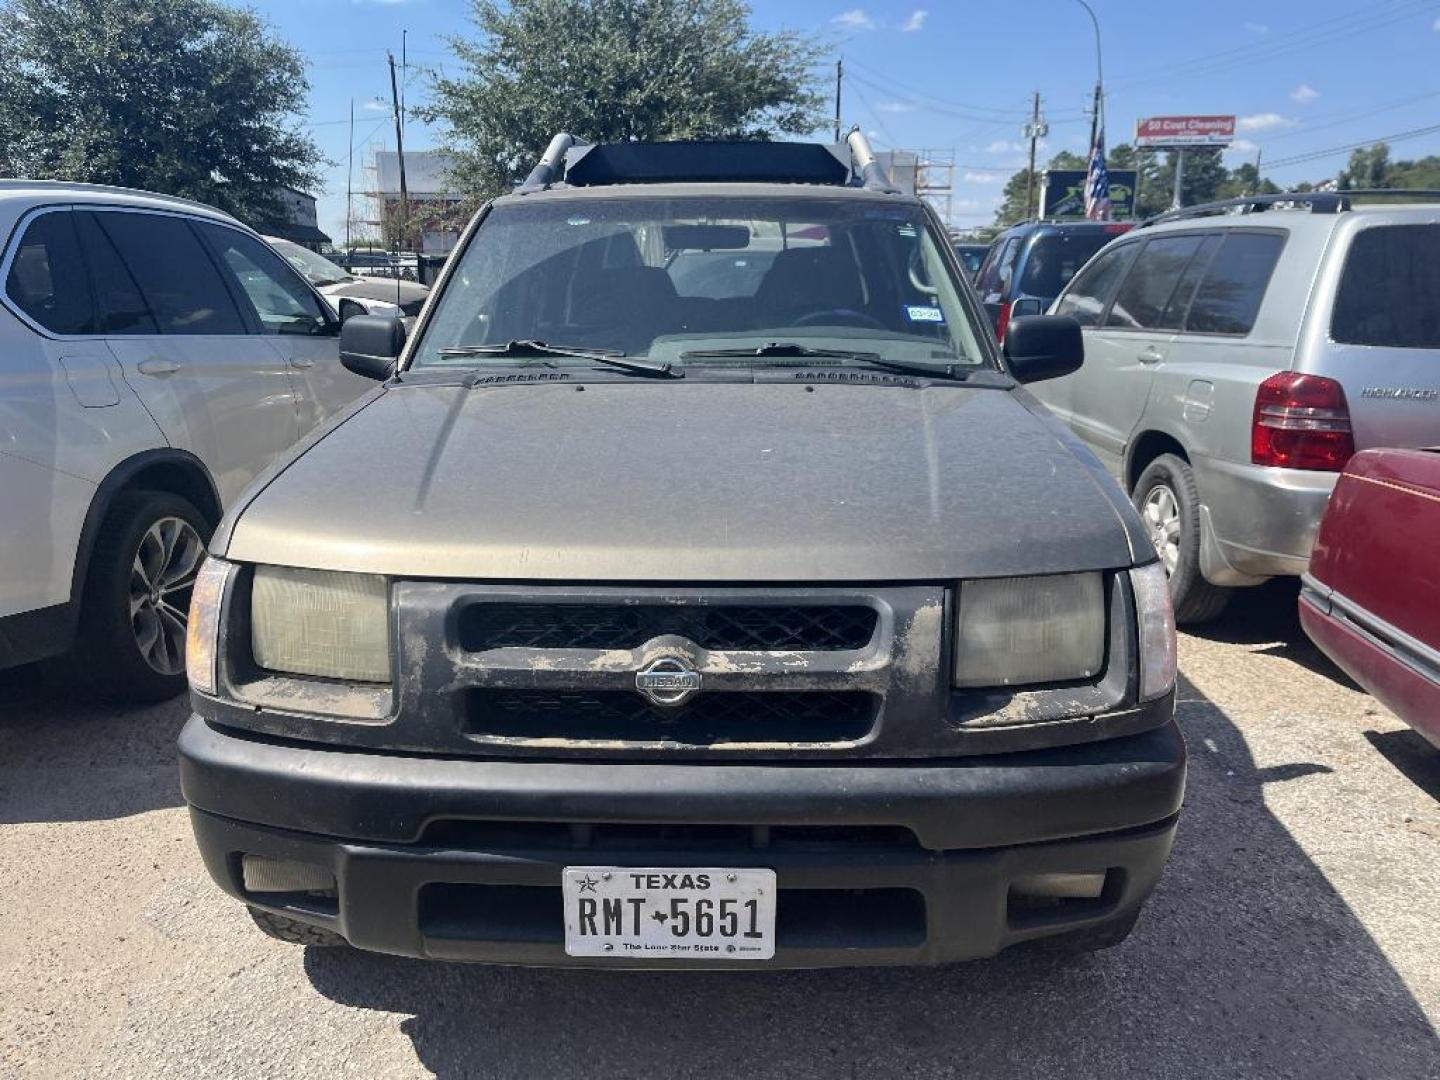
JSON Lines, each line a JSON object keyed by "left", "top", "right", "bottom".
{"left": 954, "top": 572, "right": 1106, "bottom": 688}
{"left": 251, "top": 565, "right": 392, "bottom": 683}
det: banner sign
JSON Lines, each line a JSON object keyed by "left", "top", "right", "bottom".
{"left": 1041, "top": 170, "right": 1137, "bottom": 219}
{"left": 1135, "top": 115, "right": 1236, "bottom": 149}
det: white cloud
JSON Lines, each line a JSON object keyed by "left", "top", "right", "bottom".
{"left": 1229, "top": 138, "right": 1259, "bottom": 153}
{"left": 1432, "top": 15, "right": 1439, "bottom": 29}
{"left": 876, "top": 101, "right": 915, "bottom": 113}
{"left": 902, "top": 10, "right": 927, "bottom": 32}
{"left": 832, "top": 9, "right": 876, "bottom": 30}
{"left": 985, "top": 139, "right": 1025, "bottom": 154}
{"left": 963, "top": 171, "right": 1005, "bottom": 183}
{"left": 361, "top": 100, "right": 388, "bottom": 112}
{"left": 1290, "top": 83, "right": 1320, "bottom": 104}
{"left": 1238, "top": 112, "right": 1296, "bottom": 132}
{"left": 1244, "top": 21, "right": 1268, "bottom": 33}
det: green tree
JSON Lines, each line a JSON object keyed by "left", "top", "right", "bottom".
{"left": 1150, "top": 147, "right": 1229, "bottom": 210}
{"left": 424, "top": 0, "right": 827, "bottom": 200}
{"left": 1338, "top": 145, "right": 1392, "bottom": 189}
{"left": 1337, "top": 143, "right": 1440, "bottom": 191}
{"left": 0, "top": 0, "right": 323, "bottom": 224}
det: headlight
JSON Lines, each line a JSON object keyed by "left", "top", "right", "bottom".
{"left": 1129, "top": 561, "right": 1177, "bottom": 701}
{"left": 251, "top": 566, "right": 392, "bottom": 683}
{"left": 954, "top": 572, "right": 1105, "bottom": 688}
{"left": 186, "top": 557, "right": 236, "bottom": 695}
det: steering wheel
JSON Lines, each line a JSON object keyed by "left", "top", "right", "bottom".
{"left": 790, "top": 309, "right": 888, "bottom": 330}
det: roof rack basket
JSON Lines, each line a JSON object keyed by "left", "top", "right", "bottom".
{"left": 511, "top": 129, "right": 904, "bottom": 194}
{"left": 1143, "top": 188, "right": 1440, "bottom": 227}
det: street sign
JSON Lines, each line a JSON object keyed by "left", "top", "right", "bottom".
{"left": 1135, "top": 115, "right": 1236, "bottom": 149}
{"left": 1041, "top": 170, "right": 1138, "bottom": 219}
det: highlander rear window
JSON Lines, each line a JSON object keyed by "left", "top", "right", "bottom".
{"left": 1332, "top": 224, "right": 1440, "bottom": 349}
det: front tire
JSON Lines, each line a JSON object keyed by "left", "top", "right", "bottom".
{"left": 62, "top": 491, "right": 211, "bottom": 703}
{"left": 1132, "top": 454, "right": 1232, "bottom": 625}
{"left": 247, "top": 908, "right": 349, "bottom": 947}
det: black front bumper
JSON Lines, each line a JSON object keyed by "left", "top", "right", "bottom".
{"left": 180, "top": 711, "right": 1185, "bottom": 968}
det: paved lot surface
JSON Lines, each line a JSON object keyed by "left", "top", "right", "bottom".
{"left": 2, "top": 582, "right": 1438, "bottom": 1079}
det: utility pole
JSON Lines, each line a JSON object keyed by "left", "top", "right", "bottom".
{"left": 1252, "top": 147, "right": 1263, "bottom": 195}
{"left": 345, "top": 98, "right": 354, "bottom": 252}
{"left": 1171, "top": 149, "right": 1186, "bottom": 210}
{"left": 387, "top": 50, "right": 410, "bottom": 254}
{"left": 1023, "top": 92, "right": 1048, "bottom": 221}
{"left": 833, "top": 57, "right": 843, "bottom": 142}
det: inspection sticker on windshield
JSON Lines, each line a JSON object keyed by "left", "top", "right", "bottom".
{"left": 562, "top": 866, "right": 776, "bottom": 959}
{"left": 906, "top": 305, "right": 945, "bottom": 323}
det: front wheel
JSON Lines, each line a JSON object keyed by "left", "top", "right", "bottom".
{"left": 61, "top": 491, "right": 211, "bottom": 702}
{"left": 1132, "top": 454, "right": 1232, "bottom": 625}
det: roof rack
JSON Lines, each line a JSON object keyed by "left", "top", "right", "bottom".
{"left": 0, "top": 178, "right": 224, "bottom": 215}
{"left": 1141, "top": 188, "right": 1440, "bottom": 227}
{"left": 511, "top": 128, "right": 902, "bottom": 195}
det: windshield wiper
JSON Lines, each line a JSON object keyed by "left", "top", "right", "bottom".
{"left": 437, "top": 340, "right": 681, "bottom": 378}
{"left": 679, "top": 341, "right": 965, "bottom": 380}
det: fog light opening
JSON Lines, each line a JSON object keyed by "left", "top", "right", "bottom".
{"left": 1011, "top": 871, "right": 1107, "bottom": 900}
{"left": 242, "top": 854, "right": 337, "bottom": 896}
{"left": 1007, "top": 869, "right": 1120, "bottom": 928}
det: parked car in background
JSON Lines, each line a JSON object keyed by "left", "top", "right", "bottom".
{"left": 1301, "top": 448, "right": 1440, "bottom": 750}
{"left": 1030, "top": 192, "right": 1440, "bottom": 622}
{"left": 953, "top": 242, "right": 989, "bottom": 281}
{"left": 264, "top": 237, "right": 427, "bottom": 323}
{"left": 973, "top": 220, "right": 1134, "bottom": 340}
{"left": 179, "top": 134, "right": 1183, "bottom": 967}
{"left": 0, "top": 181, "right": 372, "bottom": 700}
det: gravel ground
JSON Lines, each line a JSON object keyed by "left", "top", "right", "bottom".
{"left": 2, "top": 581, "right": 1438, "bottom": 1079}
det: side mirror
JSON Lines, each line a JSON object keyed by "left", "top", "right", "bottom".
{"left": 1003, "top": 315, "right": 1084, "bottom": 384}
{"left": 340, "top": 314, "right": 406, "bottom": 380}
{"left": 1009, "top": 297, "right": 1045, "bottom": 318}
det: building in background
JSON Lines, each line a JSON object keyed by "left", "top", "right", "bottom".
{"left": 258, "top": 186, "right": 331, "bottom": 251}
{"left": 876, "top": 149, "right": 955, "bottom": 224}
{"left": 371, "top": 151, "right": 466, "bottom": 255}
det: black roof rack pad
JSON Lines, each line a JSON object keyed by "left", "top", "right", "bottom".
{"left": 562, "top": 141, "right": 851, "bottom": 188}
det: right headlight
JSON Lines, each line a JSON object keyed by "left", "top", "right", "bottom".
{"left": 1128, "top": 561, "right": 1177, "bottom": 701}
{"left": 954, "top": 572, "right": 1106, "bottom": 688}
{"left": 250, "top": 565, "right": 392, "bottom": 683}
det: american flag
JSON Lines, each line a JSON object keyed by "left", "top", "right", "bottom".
{"left": 1085, "top": 128, "right": 1112, "bottom": 221}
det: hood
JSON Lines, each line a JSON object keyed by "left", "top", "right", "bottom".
{"left": 322, "top": 277, "right": 429, "bottom": 305}
{"left": 223, "top": 381, "right": 1140, "bottom": 581}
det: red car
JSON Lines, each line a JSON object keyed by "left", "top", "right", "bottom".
{"left": 1301, "top": 448, "right": 1440, "bottom": 749}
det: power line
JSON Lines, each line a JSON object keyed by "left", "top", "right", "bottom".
{"left": 1264, "top": 122, "right": 1440, "bottom": 170}
{"left": 1110, "top": 0, "right": 1433, "bottom": 90}
{"left": 1255, "top": 90, "right": 1440, "bottom": 146}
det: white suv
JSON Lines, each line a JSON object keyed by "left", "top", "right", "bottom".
{"left": 1031, "top": 191, "right": 1440, "bottom": 622}
{"left": 0, "top": 182, "right": 373, "bottom": 700}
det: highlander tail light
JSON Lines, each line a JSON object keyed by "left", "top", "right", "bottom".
{"left": 995, "top": 300, "right": 1013, "bottom": 343}
{"left": 1251, "top": 372, "right": 1355, "bottom": 471}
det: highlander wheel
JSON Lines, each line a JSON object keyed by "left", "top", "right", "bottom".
{"left": 1132, "top": 454, "right": 1232, "bottom": 625}
{"left": 59, "top": 491, "right": 212, "bottom": 703}
{"left": 1140, "top": 484, "right": 1182, "bottom": 577}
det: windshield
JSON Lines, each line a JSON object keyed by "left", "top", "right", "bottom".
{"left": 269, "top": 239, "right": 353, "bottom": 287}
{"left": 413, "top": 195, "right": 986, "bottom": 370}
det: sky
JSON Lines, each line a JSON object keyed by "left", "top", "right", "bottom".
{"left": 250, "top": 0, "right": 1440, "bottom": 240}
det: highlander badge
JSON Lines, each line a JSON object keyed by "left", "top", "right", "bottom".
{"left": 635, "top": 656, "right": 702, "bottom": 707}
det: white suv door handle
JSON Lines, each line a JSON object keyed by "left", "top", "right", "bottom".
{"left": 136, "top": 357, "right": 181, "bottom": 376}
{"left": 1138, "top": 345, "right": 1164, "bottom": 365}
{"left": 289, "top": 356, "right": 316, "bottom": 369}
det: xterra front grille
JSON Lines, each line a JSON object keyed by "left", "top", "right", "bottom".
{"left": 458, "top": 602, "right": 878, "bottom": 652}
{"left": 418, "top": 820, "right": 923, "bottom": 852}
{"left": 465, "top": 689, "right": 877, "bottom": 746}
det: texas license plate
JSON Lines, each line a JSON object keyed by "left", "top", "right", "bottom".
{"left": 562, "top": 866, "right": 776, "bottom": 960}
